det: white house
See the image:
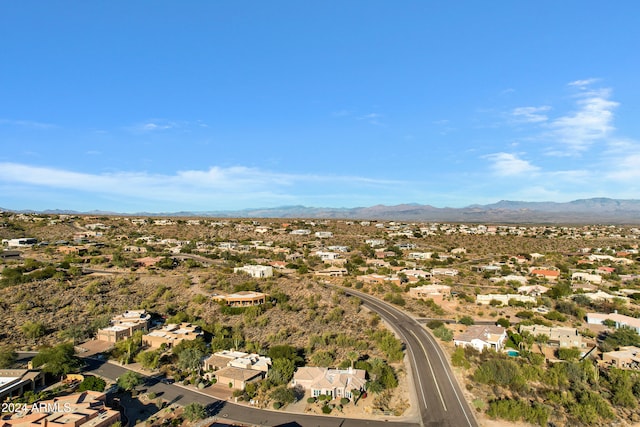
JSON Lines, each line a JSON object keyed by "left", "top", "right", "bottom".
{"left": 290, "top": 229, "right": 311, "bottom": 235}
{"left": 454, "top": 325, "right": 507, "bottom": 352}
{"left": 476, "top": 294, "right": 537, "bottom": 306}
{"left": 315, "top": 251, "right": 342, "bottom": 261}
{"left": 431, "top": 268, "right": 459, "bottom": 277}
{"left": 571, "top": 272, "right": 603, "bottom": 284}
{"left": 291, "top": 367, "right": 366, "bottom": 400}
{"left": 408, "top": 252, "right": 433, "bottom": 260}
{"left": 2, "top": 238, "right": 37, "bottom": 248}
{"left": 587, "top": 312, "right": 640, "bottom": 334}
{"left": 315, "top": 231, "right": 333, "bottom": 239}
{"left": 365, "top": 239, "right": 386, "bottom": 247}
{"left": 233, "top": 265, "right": 273, "bottom": 278}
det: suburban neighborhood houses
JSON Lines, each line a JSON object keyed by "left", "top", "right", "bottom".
{"left": 2, "top": 213, "right": 640, "bottom": 426}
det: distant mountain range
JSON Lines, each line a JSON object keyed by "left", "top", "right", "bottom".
{"left": 3, "top": 198, "right": 640, "bottom": 224}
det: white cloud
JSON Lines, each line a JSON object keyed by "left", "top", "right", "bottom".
{"left": 606, "top": 154, "right": 640, "bottom": 180}
{"left": 0, "top": 118, "right": 56, "bottom": 129}
{"left": 358, "top": 112, "right": 384, "bottom": 125}
{"left": 568, "top": 78, "right": 600, "bottom": 88}
{"left": 512, "top": 106, "right": 551, "bottom": 123}
{"left": 0, "top": 163, "right": 403, "bottom": 209}
{"left": 546, "top": 85, "right": 618, "bottom": 153}
{"left": 128, "top": 119, "right": 208, "bottom": 133}
{"left": 484, "top": 153, "right": 539, "bottom": 176}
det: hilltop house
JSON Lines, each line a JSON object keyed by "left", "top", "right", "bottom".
{"left": 519, "top": 325, "right": 586, "bottom": 349}
{"left": 587, "top": 312, "right": 640, "bottom": 334}
{"left": 454, "top": 325, "right": 507, "bottom": 352}
{"left": 203, "top": 350, "right": 271, "bottom": 390}
{"left": 233, "top": 265, "right": 273, "bottom": 278}
{"left": 142, "top": 323, "right": 202, "bottom": 349}
{"left": 96, "top": 310, "right": 151, "bottom": 343}
{"left": 213, "top": 291, "right": 267, "bottom": 307}
{"left": 291, "top": 367, "right": 366, "bottom": 399}
{"left": 408, "top": 284, "right": 451, "bottom": 302}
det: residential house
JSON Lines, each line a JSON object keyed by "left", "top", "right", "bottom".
{"left": 408, "top": 284, "right": 451, "bottom": 302}
{"left": 571, "top": 272, "right": 603, "bottom": 284}
{"left": 454, "top": 325, "right": 507, "bottom": 352}
{"left": 602, "top": 346, "right": 640, "bottom": 369}
{"left": 142, "top": 323, "right": 202, "bottom": 349}
{"left": 233, "top": 265, "right": 273, "bottom": 278}
{"left": 476, "top": 294, "right": 537, "bottom": 306}
{"left": 408, "top": 252, "right": 433, "bottom": 260}
{"left": 291, "top": 367, "right": 366, "bottom": 399}
{"left": 491, "top": 275, "right": 529, "bottom": 285}
{"left": 315, "top": 251, "right": 342, "bottom": 261}
{"left": 1, "top": 238, "right": 37, "bottom": 248}
{"left": 204, "top": 350, "right": 271, "bottom": 373}
{"left": 314, "top": 267, "right": 348, "bottom": 277}
{"left": 96, "top": 310, "right": 151, "bottom": 343}
{"left": 356, "top": 274, "right": 402, "bottom": 286}
{"left": 529, "top": 268, "right": 560, "bottom": 281}
{"left": 0, "top": 369, "right": 45, "bottom": 402}
{"left": 587, "top": 312, "right": 640, "bottom": 333}
{"left": 213, "top": 291, "right": 267, "bottom": 307}
{"left": 214, "top": 367, "right": 264, "bottom": 390}
{"left": 290, "top": 229, "right": 311, "bottom": 235}
{"left": 0, "top": 391, "right": 119, "bottom": 427}
{"left": 365, "top": 239, "right": 386, "bottom": 247}
{"left": 315, "top": 231, "right": 333, "bottom": 239}
{"left": 598, "top": 266, "right": 616, "bottom": 274}
{"left": 57, "top": 245, "right": 88, "bottom": 255}
{"left": 517, "top": 284, "right": 549, "bottom": 296}
{"left": 203, "top": 350, "right": 271, "bottom": 390}
{"left": 581, "top": 291, "right": 628, "bottom": 303}
{"left": 400, "top": 269, "right": 432, "bottom": 282}
{"left": 431, "top": 268, "right": 459, "bottom": 277}
{"left": 519, "top": 325, "right": 586, "bottom": 349}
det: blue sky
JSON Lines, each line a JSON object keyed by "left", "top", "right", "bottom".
{"left": 1, "top": 1, "right": 639, "bottom": 212}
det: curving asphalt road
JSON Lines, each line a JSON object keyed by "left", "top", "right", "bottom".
{"left": 83, "top": 359, "right": 419, "bottom": 427}
{"left": 18, "top": 288, "right": 478, "bottom": 426}
{"left": 343, "top": 288, "right": 478, "bottom": 427}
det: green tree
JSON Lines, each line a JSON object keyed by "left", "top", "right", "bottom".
{"left": 135, "top": 349, "right": 162, "bottom": 370}
{"left": 426, "top": 320, "right": 444, "bottom": 330}
{"left": 433, "top": 325, "right": 453, "bottom": 342}
{"left": 268, "top": 358, "right": 296, "bottom": 386}
{"left": 177, "top": 347, "right": 204, "bottom": 373}
{"left": 310, "top": 350, "right": 335, "bottom": 367}
{"left": 270, "top": 386, "right": 296, "bottom": 405}
{"left": 0, "top": 346, "right": 17, "bottom": 368}
{"left": 346, "top": 351, "right": 359, "bottom": 368}
{"left": 183, "top": 402, "right": 206, "bottom": 421}
{"left": 22, "top": 321, "right": 46, "bottom": 339}
{"left": 496, "top": 318, "right": 510, "bottom": 328}
{"left": 78, "top": 376, "right": 106, "bottom": 392}
{"left": 268, "top": 345, "right": 303, "bottom": 364}
{"left": 557, "top": 347, "right": 581, "bottom": 361}
{"left": 474, "top": 359, "right": 524, "bottom": 389}
{"left": 117, "top": 371, "right": 142, "bottom": 392}
{"left": 32, "top": 343, "right": 80, "bottom": 377}
{"left": 602, "top": 327, "right": 640, "bottom": 351}
{"left": 451, "top": 347, "right": 470, "bottom": 369}
{"left": 459, "top": 316, "right": 475, "bottom": 326}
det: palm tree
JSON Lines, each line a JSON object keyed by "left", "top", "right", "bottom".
{"left": 346, "top": 351, "right": 359, "bottom": 369}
